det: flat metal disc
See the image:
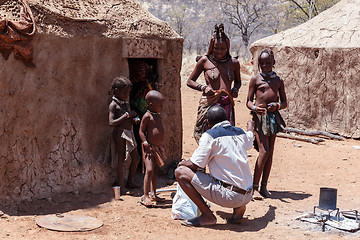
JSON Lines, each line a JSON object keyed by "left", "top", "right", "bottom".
{"left": 35, "top": 214, "right": 103, "bottom": 232}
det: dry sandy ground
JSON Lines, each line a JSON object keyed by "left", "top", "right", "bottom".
{"left": 0, "top": 77, "right": 360, "bottom": 240}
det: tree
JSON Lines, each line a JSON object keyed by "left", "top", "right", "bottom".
{"left": 219, "top": 0, "right": 269, "bottom": 50}
{"left": 285, "top": 0, "right": 340, "bottom": 22}
{"left": 261, "top": 0, "right": 340, "bottom": 35}
{"left": 260, "top": 1, "right": 286, "bottom": 34}
{"left": 168, "top": 4, "right": 188, "bottom": 37}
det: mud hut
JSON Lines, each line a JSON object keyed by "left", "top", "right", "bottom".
{"left": 250, "top": 0, "right": 360, "bottom": 138}
{"left": 0, "top": 0, "right": 183, "bottom": 205}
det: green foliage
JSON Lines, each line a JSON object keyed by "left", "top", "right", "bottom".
{"left": 260, "top": 0, "right": 340, "bottom": 34}
{"left": 282, "top": 0, "right": 340, "bottom": 29}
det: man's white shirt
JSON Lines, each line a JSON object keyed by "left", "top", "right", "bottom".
{"left": 190, "top": 120, "right": 253, "bottom": 190}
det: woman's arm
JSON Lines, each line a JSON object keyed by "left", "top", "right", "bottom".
{"left": 246, "top": 76, "right": 256, "bottom": 110}
{"left": 186, "top": 57, "right": 207, "bottom": 91}
{"left": 278, "top": 78, "right": 287, "bottom": 110}
{"left": 246, "top": 76, "right": 266, "bottom": 115}
{"left": 267, "top": 78, "right": 288, "bottom": 112}
{"left": 231, "top": 59, "right": 241, "bottom": 98}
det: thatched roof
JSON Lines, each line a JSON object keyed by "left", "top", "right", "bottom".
{"left": 0, "top": 0, "right": 180, "bottom": 39}
{"left": 251, "top": 0, "right": 360, "bottom": 49}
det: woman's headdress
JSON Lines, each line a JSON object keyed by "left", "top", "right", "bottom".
{"left": 206, "top": 24, "right": 231, "bottom": 62}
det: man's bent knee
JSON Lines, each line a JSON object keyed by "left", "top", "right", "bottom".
{"left": 174, "top": 166, "right": 186, "bottom": 180}
{"left": 175, "top": 166, "right": 194, "bottom": 183}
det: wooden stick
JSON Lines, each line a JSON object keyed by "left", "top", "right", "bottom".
{"left": 277, "top": 132, "right": 324, "bottom": 144}
{"left": 284, "top": 127, "right": 344, "bottom": 141}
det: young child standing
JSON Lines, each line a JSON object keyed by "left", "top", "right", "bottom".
{"left": 108, "top": 76, "right": 141, "bottom": 195}
{"left": 139, "top": 90, "right": 166, "bottom": 207}
{"left": 246, "top": 49, "right": 287, "bottom": 199}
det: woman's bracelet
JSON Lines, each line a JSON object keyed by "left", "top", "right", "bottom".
{"left": 277, "top": 102, "right": 282, "bottom": 110}
{"left": 142, "top": 141, "right": 150, "bottom": 148}
{"left": 269, "top": 102, "right": 277, "bottom": 109}
{"left": 196, "top": 84, "right": 207, "bottom": 92}
{"left": 252, "top": 105, "right": 257, "bottom": 112}
{"left": 124, "top": 112, "right": 130, "bottom": 118}
{"left": 232, "top": 87, "right": 239, "bottom": 93}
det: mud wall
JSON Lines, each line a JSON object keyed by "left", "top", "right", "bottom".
{"left": 0, "top": 34, "right": 183, "bottom": 205}
{"left": 250, "top": 46, "right": 360, "bottom": 138}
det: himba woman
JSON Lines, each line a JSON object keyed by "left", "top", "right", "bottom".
{"left": 186, "top": 24, "right": 241, "bottom": 143}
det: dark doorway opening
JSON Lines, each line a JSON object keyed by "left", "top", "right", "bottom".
{"left": 128, "top": 58, "right": 159, "bottom": 167}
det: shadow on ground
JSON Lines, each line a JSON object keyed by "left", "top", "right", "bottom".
{"left": 214, "top": 205, "right": 277, "bottom": 232}
{"left": 0, "top": 184, "right": 115, "bottom": 217}
{"left": 0, "top": 172, "right": 175, "bottom": 217}
{"left": 269, "top": 190, "right": 312, "bottom": 203}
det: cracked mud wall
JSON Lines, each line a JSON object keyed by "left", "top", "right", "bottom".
{"left": 251, "top": 46, "right": 360, "bottom": 138}
{"left": 0, "top": 34, "right": 183, "bottom": 205}
{"left": 156, "top": 39, "right": 183, "bottom": 169}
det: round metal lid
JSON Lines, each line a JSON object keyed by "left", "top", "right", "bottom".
{"left": 35, "top": 214, "right": 103, "bottom": 232}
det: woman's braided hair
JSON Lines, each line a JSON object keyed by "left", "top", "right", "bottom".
{"left": 213, "top": 24, "right": 228, "bottom": 41}
{"left": 207, "top": 23, "right": 231, "bottom": 59}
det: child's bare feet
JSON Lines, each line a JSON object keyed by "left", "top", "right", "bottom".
{"left": 140, "top": 195, "right": 153, "bottom": 207}
{"left": 259, "top": 186, "right": 271, "bottom": 198}
{"left": 150, "top": 195, "right": 165, "bottom": 202}
{"left": 252, "top": 190, "right": 264, "bottom": 200}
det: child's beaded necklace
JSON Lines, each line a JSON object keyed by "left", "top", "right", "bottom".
{"left": 147, "top": 109, "right": 160, "bottom": 116}
{"left": 260, "top": 71, "right": 277, "bottom": 79}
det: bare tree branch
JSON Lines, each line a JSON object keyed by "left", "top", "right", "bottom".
{"left": 288, "top": 0, "right": 309, "bottom": 18}
{"left": 219, "top": 0, "right": 269, "bottom": 50}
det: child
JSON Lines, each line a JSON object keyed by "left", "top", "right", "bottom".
{"left": 108, "top": 76, "right": 141, "bottom": 195}
{"left": 139, "top": 90, "right": 166, "bottom": 207}
{"left": 246, "top": 49, "right": 287, "bottom": 199}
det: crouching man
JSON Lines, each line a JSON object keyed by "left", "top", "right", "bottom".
{"left": 175, "top": 105, "right": 254, "bottom": 227}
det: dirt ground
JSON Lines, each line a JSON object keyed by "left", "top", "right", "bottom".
{"left": 0, "top": 74, "right": 360, "bottom": 239}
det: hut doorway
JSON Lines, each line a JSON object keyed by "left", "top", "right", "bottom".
{"left": 128, "top": 58, "right": 159, "bottom": 160}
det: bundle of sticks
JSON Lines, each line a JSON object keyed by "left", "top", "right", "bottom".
{"left": 277, "top": 127, "right": 344, "bottom": 144}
